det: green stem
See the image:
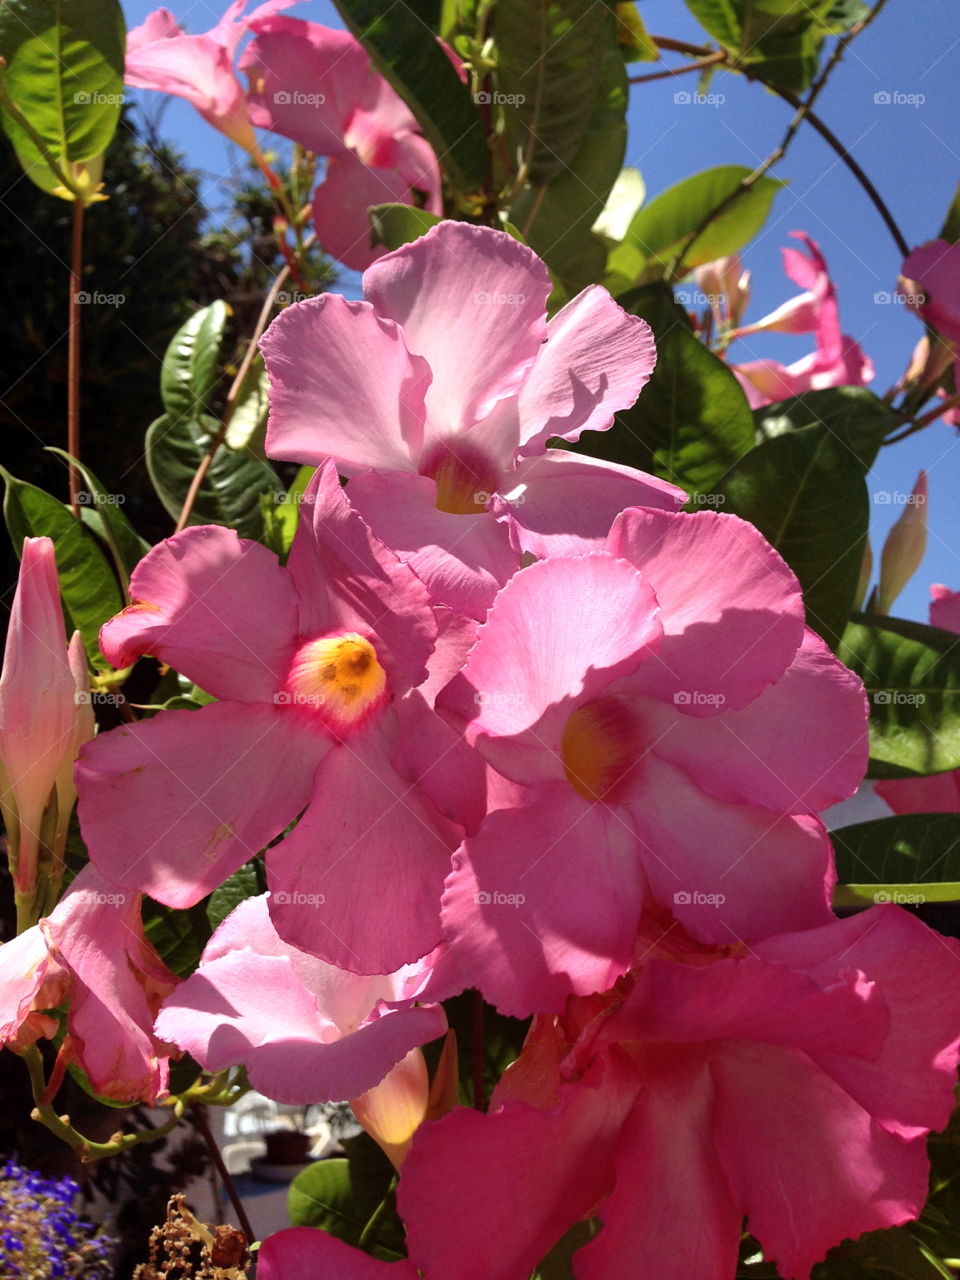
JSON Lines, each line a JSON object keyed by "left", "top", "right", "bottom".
{"left": 67, "top": 200, "right": 84, "bottom": 516}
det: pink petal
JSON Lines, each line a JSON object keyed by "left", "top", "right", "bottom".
{"left": 362, "top": 223, "right": 552, "bottom": 436}
{"left": 577, "top": 1069, "right": 741, "bottom": 1280}
{"left": 931, "top": 584, "right": 960, "bottom": 634}
{"left": 346, "top": 470, "right": 519, "bottom": 619}
{"left": 44, "top": 867, "right": 176, "bottom": 1103}
{"left": 127, "top": 8, "right": 180, "bottom": 52}
{"left": 77, "top": 701, "right": 323, "bottom": 906}
{"left": 755, "top": 907, "right": 960, "bottom": 1138}
{"left": 241, "top": 18, "right": 367, "bottom": 156}
{"left": 874, "top": 770, "right": 960, "bottom": 814}
{"left": 258, "top": 1228, "right": 418, "bottom": 1280}
{"left": 607, "top": 508, "right": 805, "bottom": 713}
{"left": 517, "top": 286, "right": 657, "bottom": 452}
{"left": 499, "top": 449, "right": 685, "bottom": 560}
{"left": 261, "top": 293, "right": 430, "bottom": 474}
{"left": 311, "top": 151, "right": 420, "bottom": 271}
{"left": 901, "top": 239, "right": 960, "bottom": 344}
{"left": 438, "top": 554, "right": 661, "bottom": 786}
{"left": 0, "top": 926, "right": 57, "bottom": 1044}
{"left": 632, "top": 756, "right": 835, "bottom": 942}
{"left": 269, "top": 719, "right": 454, "bottom": 973}
{"left": 642, "top": 629, "right": 867, "bottom": 814}
{"left": 713, "top": 1041, "right": 931, "bottom": 1280}
{"left": 400, "top": 1058, "right": 636, "bottom": 1280}
{"left": 286, "top": 462, "right": 437, "bottom": 694}
{"left": 100, "top": 526, "right": 298, "bottom": 703}
{"left": 419, "top": 608, "right": 479, "bottom": 706}
{"left": 441, "top": 783, "right": 645, "bottom": 1016}
{"left": 392, "top": 689, "right": 489, "bottom": 835}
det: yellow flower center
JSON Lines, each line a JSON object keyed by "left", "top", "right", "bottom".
{"left": 286, "top": 633, "right": 387, "bottom": 732}
{"left": 562, "top": 697, "right": 642, "bottom": 802}
{"left": 419, "top": 439, "right": 501, "bottom": 515}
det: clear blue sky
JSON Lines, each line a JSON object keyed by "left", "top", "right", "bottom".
{"left": 121, "top": 0, "right": 960, "bottom": 625}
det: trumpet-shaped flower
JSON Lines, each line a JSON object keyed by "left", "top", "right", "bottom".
{"left": 260, "top": 221, "right": 684, "bottom": 618}
{"left": 728, "top": 233, "right": 874, "bottom": 408}
{"left": 259, "top": 1227, "right": 418, "bottom": 1279}
{"left": 399, "top": 907, "right": 960, "bottom": 1280}
{"left": 77, "top": 462, "right": 483, "bottom": 974}
{"left": 126, "top": 0, "right": 291, "bottom": 151}
{"left": 0, "top": 537, "right": 93, "bottom": 909}
{"left": 241, "top": 18, "right": 442, "bottom": 269}
{"left": 438, "top": 507, "right": 868, "bottom": 1014}
{"left": 0, "top": 866, "right": 176, "bottom": 1103}
{"left": 155, "top": 895, "right": 447, "bottom": 1104}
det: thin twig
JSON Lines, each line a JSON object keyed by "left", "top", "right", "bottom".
{"left": 191, "top": 1103, "right": 256, "bottom": 1247}
{"left": 67, "top": 200, "right": 84, "bottom": 516}
{"left": 629, "top": 50, "right": 726, "bottom": 86}
{"left": 885, "top": 391, "right": 960, "bottom": 444}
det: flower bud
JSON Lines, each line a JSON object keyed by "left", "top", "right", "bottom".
{"left": 877, "top": 471, "right": 928, "bottom": 614}
{"left": 351, "top": 1047, "right": 430, "bottom": 1171}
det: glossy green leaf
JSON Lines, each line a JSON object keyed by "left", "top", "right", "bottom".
{"left": 289, "top": 1135, "right": 405, "bottom": 1261}
{"left": 506, "top": 8, "right": 627, "bottom": 292}
{"left": 581, "top": 285, "right": 754, "bottom": 493}
{"left": 224, "top": 354, "right": 269, "bottom": 453}
{"left": 624, "top": 165, "right": 784, "bottom": 278}
{"left": 838, "top": 615, "right": 960, "bottom": 778}
{"left": 260, "top": 464, "right": 315, "bottom": 559}
{"left": 614, "top": 3, "right": 659, "bottom": 62}
{"left": 160, "top": 301, "right": 229, "bottom": 423}
{"left": 0, "top": 0, "right": 124, "bottom": 198}
{"left": 206, "top": 863, "right": 264, "bottom": 932}
{"left": 142, "top": 899, "right": 211, "bottom": 979}
{"left": 2, "top": 467, "right": 122, "bottom": 666}
{"left": 753, "top": 387, "right": 902, "bottom": 473}
{"left": 369, "top": 203, "right": 443, "bottom": 252}
{"left": 145, "top": 412, "right": 280, "bottom": 541}
{"left": 831, "top": 815, "right": 960, "bottom": 906}
{"left": 332, "top": 0, "right": 485, "bottom": 192}
{"left": 683, "top": 0, "right": 845, "bottom": 92}
{"left": 47, "top": 447, "right": 149, "bottom": 589}
{"left": 717, "top": 427, "right": 868, "bottom": 648}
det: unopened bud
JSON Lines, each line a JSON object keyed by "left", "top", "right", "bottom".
{"left": 877, "top": 470, "right": 928, "bottom": 614}
{"left": 351, "top": 1047, "right": 429, "bottom": 1171}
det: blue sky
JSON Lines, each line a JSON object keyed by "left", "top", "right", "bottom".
{"left": 121, "top": 0, "right": 959, "bottom": 625}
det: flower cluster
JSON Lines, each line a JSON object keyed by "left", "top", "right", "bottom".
{"left": 4, "top": 221, "right": 960, "bottom": 1280}
{"left": 0, "top": 1159, "right": 115, "bottom": 1279}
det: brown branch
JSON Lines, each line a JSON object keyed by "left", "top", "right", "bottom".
{"left": 629, "top": 50, "right": 727, "bottom": 86}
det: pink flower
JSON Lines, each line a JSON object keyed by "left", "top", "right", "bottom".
{"left": 259, "top": 1228, "right": 418, "bottom": 1279}
{"left": 76, "top": 462, "right": 483, "bottom": 974}
{"left": 728, "top": 233, "right": 874, "bottom": 408}
{"left": 399, "top": 907, "right": 960, "bottom": 1280}
{"left": 155, "top": 894, "right": 447, "bottom": 1104}
{"left": 875, "top": 584, "right": 960, "bottom": 813}
{"left": 0, "top": 537, "right": 93, "bottom": 908}
{"left": 261, "top": 221, "right": 684, "bottom": 618}
{"left": 437, "top": 507, "right": 868, "bottom": 1014}
{"left": 901, "top": 238, "right": 960, "bottom": 344}
{"left": 241, "top": 18, "right": 441, "bottom": 269}
{"left": 126, "top": 0, "right": 292, "bottom": 151}
{"left": 0, "top": 866, "right": 176, "bottom": 1103}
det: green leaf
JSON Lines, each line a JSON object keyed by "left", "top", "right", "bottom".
{"left": 206, "top": 863, "right": 264, "bottom": 932}
{"left": 224, "top": 354, "right": 269, "bottom": 453}
{"left": 624, "top": 165, "right": 784, "bottom": 278}
{"left": 0, "top": 0, "right": 124, "bottom": 198}
{"left": 614, "top": 3, "right": 659, "bottom": 62}
{"left": 717, "top": 427, "right": 868, "bottom": 648}
{"left": 838, "top": 615, "right": 960, "bottom": 778}
{"left": 369, "top": 203, "right": 443, "bottom": 252}
{"left": 161, "top": 302, "right": 230, "bottom": 423}
{"left": 582, "top": 285, "right": 754, "bottom": 493}
{"left": 753, "top": 387, "right": 902, "bottom": 473}
{"left": 1, "top": 467, "right": 122, "bottom": 666}
{"left": 46, "top": 448, "right": 148, "bottom": 589}
{"left": 506, "top": 8, "right": 627, "bottom": 291}
{"left": 260, "top": 464, "right": 315, "bottom": 559}
{"left": 831, "top": 815, "right": 960, "bottom": 906}
{"left": 142, "top": 899, "right": 212, "bottom": 979}
{"left": 289, "top": 1135, "right": 406, "bottom": 1261}
{"left": 145, "top": 412, "right": 281, "bottom": 541}
{"left": 684, "top": 0, "right": 842, "bottom": 92}
{"left": 332, "top": 0, "right": 485, "bottom": 192}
